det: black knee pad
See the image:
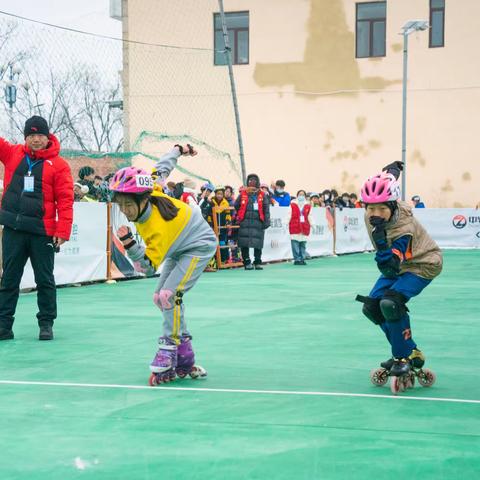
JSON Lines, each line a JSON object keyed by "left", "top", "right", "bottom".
{"left": 356, "top": 295, "right": 385, "bottom": 325}
{"left": 379, "top": 289, "right": 409, "bottom": 323}
{"left": 174, "top": 291, "right": 184, "bottom": 306}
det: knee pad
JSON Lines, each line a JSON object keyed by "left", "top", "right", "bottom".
{"left": 153, "top": 289, "right": 174, "bottom": 311}
{"left": 379, "top": 289, "right": 409, "bottom": 323}
{"left": 356, "top": 295, "right": 385, "bottom": 325}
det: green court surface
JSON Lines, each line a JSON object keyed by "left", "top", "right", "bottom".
{"left": 0, "top": 250, "right": 479, "bottom": 479}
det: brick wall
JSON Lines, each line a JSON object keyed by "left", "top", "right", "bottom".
{"left": 0, "top": 154, "right": 128, "bottom": 183}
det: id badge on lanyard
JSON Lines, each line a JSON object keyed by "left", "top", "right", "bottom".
{"left": 24, "top": 175, "right": 34, "bottom": 192}
{"left": 253, "top": 202, "right": 259, "bottom": 211}
{"left": 24, "top": 155, "right": 39, "bottom": 193}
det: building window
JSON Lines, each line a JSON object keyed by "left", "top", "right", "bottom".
{"left": 429, "top": 0, "right": 445, "bottom": 48}
{"left": 356, "top": 2, "right": 386, "bottom": 58}
{"left": 214, "top": 11, "right": 249, "bottom": 65}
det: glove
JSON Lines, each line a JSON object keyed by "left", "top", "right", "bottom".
{"left": 175, "top": 144, "right": 196, "bottom": 155}
{"left": 382, "top": 161, "right": 404, "bottom": 180}
{"left": 377, "top": 255, "right": 401, "bottom": 278}
{"left": 369, "top": 216, "right": 388, "bottom": 250}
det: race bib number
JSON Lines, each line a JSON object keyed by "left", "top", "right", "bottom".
{"left": 24, "top": 176, "right": 34, "bottom": 192}
{"left": 135, "top": 175, "right": 154, "bottom": 188}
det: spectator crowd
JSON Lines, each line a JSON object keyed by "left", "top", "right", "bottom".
{"left": 73, "top": 165, "right": 432, "bottom": 269}
{"left": 74, "top": 166, "right": 372, "bottom": 209}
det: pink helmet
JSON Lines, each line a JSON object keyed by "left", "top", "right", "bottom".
{"left": 361, "top": 172, "right": 401, "bottom": 204}
{"left": 109, "top": 166, "right": 154, "bottom": 194}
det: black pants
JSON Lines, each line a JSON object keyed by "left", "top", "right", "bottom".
{"left": 241, "top": 247, "right": 262, "bottom": 266}
{"left": 0, "top": 227, "right": 56, "bottom": 330}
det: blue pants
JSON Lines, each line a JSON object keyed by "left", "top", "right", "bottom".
{"left": 291, "top": 240, "right": 306, "bottom": 262}
{"left": 370, "top": 272, "right": 431, "bottom": 358}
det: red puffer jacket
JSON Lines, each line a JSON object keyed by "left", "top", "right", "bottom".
{"left": 0, "top": 134, "right": 74, "bottom": 240}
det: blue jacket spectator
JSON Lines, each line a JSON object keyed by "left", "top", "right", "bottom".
{"left": 272, "top": 179, "right": 291, "bottom": 206}
{"left": 412, "top": 195, "right": 425, "bottom": 208}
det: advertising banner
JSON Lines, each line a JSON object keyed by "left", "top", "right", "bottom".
{"left": 334, "top": 208, "right": 373, "bottom": 254}
{"left": 20, "top": 203, "right": 108, "bottom": 289}
{"left": 262, "top": 207, "right": 292, "bottom": 262}
{"left": 413, "top": 209, "right": 480, "bottom": 249}
{"left": 262, "top": 207, "right": 334, "bottom": 261}
{"left": 15, "top": 204, "right": 480, "bottom": 291}
{"left": 307, "top": 208, "right": 335, "bottom": 257}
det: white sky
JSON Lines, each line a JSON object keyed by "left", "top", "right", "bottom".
{"left": 0, "top": 0, "right": 122, "bottom": 38}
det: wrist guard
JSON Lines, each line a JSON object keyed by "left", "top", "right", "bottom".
{"left": 119, "top": 228, "right": 133, "bottom": 242}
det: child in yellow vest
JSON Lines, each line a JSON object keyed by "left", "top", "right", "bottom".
{"left": 109, "top": 145, "right": 217, "bottom": 385}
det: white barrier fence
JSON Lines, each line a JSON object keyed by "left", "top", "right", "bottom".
{"left": 334, "top": 208, "right": 373, "bottom": 254}
{"left": 411, "top": 209, "right": 480, "bottom": 249}
{"left": 263, "top": 208, "right": 335, "bottom": 261}
{"left": 18, "top": 205, "right": 479, "bottom": 288}
{"left": 20, "top": 203, "right": 108, "bottom": 289}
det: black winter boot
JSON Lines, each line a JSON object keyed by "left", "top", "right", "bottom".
{"left": 39, "top": 325, "right": 54, "bottom": 341}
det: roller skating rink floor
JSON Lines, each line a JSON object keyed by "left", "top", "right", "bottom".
{"left": 0, "top": 250, "right": 478, "bottom": 479}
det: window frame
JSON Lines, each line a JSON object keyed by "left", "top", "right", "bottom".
{"left": 355, "top": 1, "right": 387, "bottom": 59}
{"left": 429, "top": 0, "right": 445, "bottom": 48}
{"left": 213, "top": 11, "right": 249, "bottom": 66}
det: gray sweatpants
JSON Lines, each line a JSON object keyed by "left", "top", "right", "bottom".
{"left": 154, "top": 245, "right": 215, "bottom": 343}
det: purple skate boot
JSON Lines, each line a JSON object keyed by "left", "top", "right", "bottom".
{"left": 176, "top": 337, "right": 207, "bottom": 379}
{"left": 148, "top": 338, "right": 177, "bottom": 386}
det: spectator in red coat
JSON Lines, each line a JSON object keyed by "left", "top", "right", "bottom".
{"left": 287, "top": 190, "right": 313, "bottom": 265}
{"left": 0, "top": 116, "right": 74, "bottom": 341}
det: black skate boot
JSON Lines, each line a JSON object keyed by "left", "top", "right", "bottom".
{"left": 380, "top": 357, "right": 394, "bottom": 370}
{"left": 389, "top": 358, "right": 411, "bottom": 377}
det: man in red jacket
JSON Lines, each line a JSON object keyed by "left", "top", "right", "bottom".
{"left": 0, "top": 116, "right": 74, "bottom": 341}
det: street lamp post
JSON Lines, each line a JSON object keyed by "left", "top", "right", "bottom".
{"left": 3, "top": 64, "right": 22, "bottom": 141}
{"left": 400, "top": 20, "right": 429, "bottom": 201}
{"left": 218, "top": 0, "right": 247, "bottom": 184}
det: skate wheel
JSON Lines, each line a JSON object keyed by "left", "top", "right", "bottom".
{"left": 176, "top": 370, "right": 187, "bottom": 379}
{"left": 190, "top": 365, "right": 207, "bottom": 379}
{"left": 370, "top": 368, "right": 388, "bottom": 386}
{"left": 407, "top": 372, "right": 415, "bottom": 389}
{"left": 390, "top": 376, "right": 405, "bottom": 394}
{"left": 163, "top": 371, "right": 176, "bottom": 383}
{"left": 417, "top": 368, "right": 436, "bottom": 387}
{"left": 148, "top": 373, "right": 158, "bottom": 387}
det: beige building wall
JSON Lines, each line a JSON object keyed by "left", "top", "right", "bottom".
{"left": 123, "top": 0, "right": 480, "bottom": 207}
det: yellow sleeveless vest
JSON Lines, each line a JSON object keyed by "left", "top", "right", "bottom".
{"left": 135, "top": 190, "right": 192, "bottom": 269}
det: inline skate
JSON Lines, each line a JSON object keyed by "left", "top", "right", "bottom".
{"left": 148, "top": 338, "right": 177, "bottom": 386}
{"left": 175, "top": 337, "right": 207, "bottom": 379}
{"left": 370, "top": 349, "right": 436, "bottom": 395}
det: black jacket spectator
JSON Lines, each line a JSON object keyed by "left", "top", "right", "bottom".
{"left": 234, "top": 174, "right": 270, "bottom": 268}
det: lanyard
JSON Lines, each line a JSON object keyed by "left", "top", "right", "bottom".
{"left": 25, "top": 155, "right": 43, "bottom": 176}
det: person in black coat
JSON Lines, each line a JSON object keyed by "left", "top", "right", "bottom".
{"left": 234, "top": 173, "right": 270, "bottom": 270}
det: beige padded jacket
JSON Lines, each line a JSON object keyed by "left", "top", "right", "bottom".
{"left": 366, "top": 202, "right": 443, "bottom": 280}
